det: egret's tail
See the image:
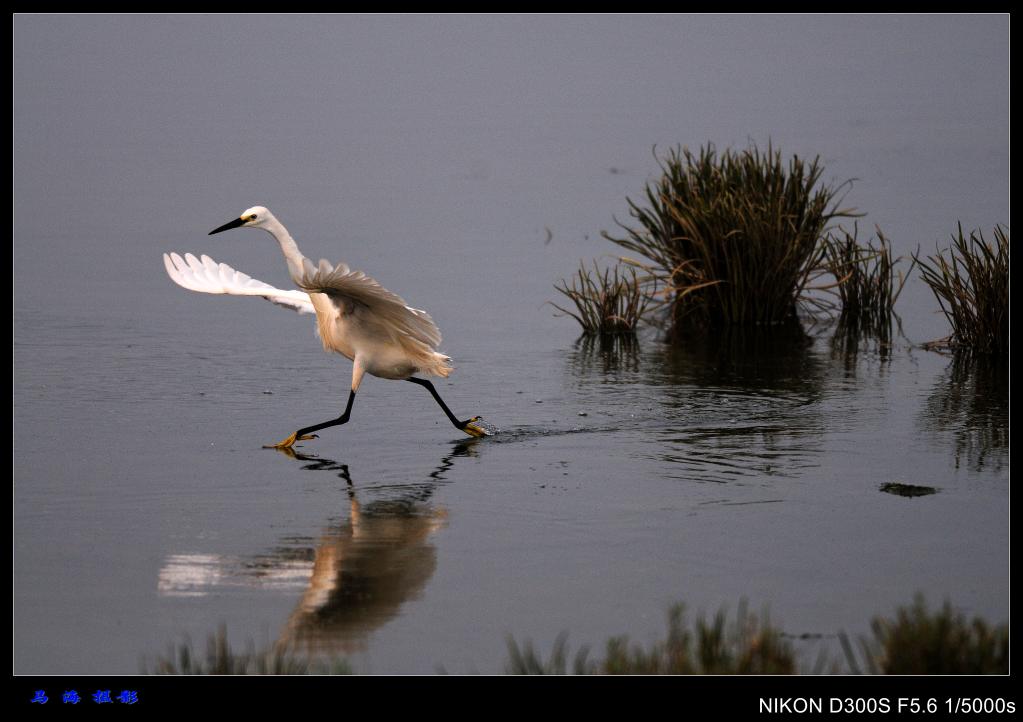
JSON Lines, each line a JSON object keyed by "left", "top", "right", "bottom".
{"left": 398, "top": 334, "right": 454, "bottom": 378}
{"left": 426, "top": 352, "right": 454, "bottom": 379}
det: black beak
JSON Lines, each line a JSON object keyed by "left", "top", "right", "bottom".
{"left": 209, "top": 217, "right": 247, "bottom": 235}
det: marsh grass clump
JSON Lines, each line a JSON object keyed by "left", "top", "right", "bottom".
{"left": 915, "top": 224, "right": 1008, "bottom": 355}
{"left": 505, "top": 632, "right": 595, "bottom": 675}
{"left": 144, "top": 626, "right": 352, "bottom": 675}
{"left": 551, "top": 260, "right": 650, "bottom": 334}
{"left": 841, "top": 596, "right": 1008, "bottom": 674}
{"left": 506, "top": 601, "right": 795, "bottom": 675}
{"left": 603, "top": 143, "right": 857, "bottom": 331}
{"left": 820, "top": 224, "right": 917, "bottom": 340}
{"left": 602, "top": 602, "right": 795, "bottom": 674}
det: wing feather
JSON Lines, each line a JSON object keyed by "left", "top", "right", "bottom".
{"left": 163, "top": 252, "right": 316, "bottom": 314}
{"left": 297, "top": 257, "right": 442, "bottom": 349}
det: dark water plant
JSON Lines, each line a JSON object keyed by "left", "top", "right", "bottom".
{"left": 841, "top": 595, "right": 1008, "bottom": 674}
{"left": 603, "top": 143, "right": 858, "bottom": 331}
{"left": 915, "top": 224, "right": 1008, "bottom": 355}
{"left": 878, "top": 482, "right": 938, "bottom": 498}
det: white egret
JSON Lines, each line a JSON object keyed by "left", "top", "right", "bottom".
{"left": 164, "top": 205, "right": 490, "bottom": 448}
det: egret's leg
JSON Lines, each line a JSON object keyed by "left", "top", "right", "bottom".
{"left": 263, "top": 390, "right": 358, "bottom": 449}
{"left": 406, "top": 377, "right": 488, "bottom": 438}
{"left": 265, "top": 362, "right": 366, "bottom": 449}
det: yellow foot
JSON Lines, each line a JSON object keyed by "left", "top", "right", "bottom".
{"left": 461, "top": 416, "right": 493, "bottom": 438}
{"left": 262, "top": 432, "right": 318, "bottom": 449}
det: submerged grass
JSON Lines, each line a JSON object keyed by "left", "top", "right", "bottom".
{"left": 551, "top": 260, "right": 650, "bottom": 334}
{"left": 915, "top": 224, "right": 1008, "bottom": 355}
{"left": 602, "top": 143, "right": 858, "bottom": 331}
{"left": 878, "top": 482, "right": 938, "bottom": 498}
{"left": 840, "top": 595, "right": 1008, "bottom": 674}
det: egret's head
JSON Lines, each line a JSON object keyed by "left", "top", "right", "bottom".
{"left": 209, "top": 206, "right": 273, "bottom": 235}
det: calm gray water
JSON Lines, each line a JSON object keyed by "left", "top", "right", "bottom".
{"left": 14, "top": 14, "right": 1008, "bottom": 674}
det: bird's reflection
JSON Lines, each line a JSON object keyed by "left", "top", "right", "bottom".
{"left": 272, "top": 441, "right": 479, "bottom": 655}
{"left": 157, "top": 440, "right": 480, "bottom": 658}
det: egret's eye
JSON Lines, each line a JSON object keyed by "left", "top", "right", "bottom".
{"left": 249, "top": 214, "right": 258, "bottom": 221}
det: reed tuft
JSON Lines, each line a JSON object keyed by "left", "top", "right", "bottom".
{"left": 143, "top": 626, "right": 352, "bottom": 675}
{"left": 602, "top": 143, "right": 858, "bottom": 331}
{"left": 841, "top": 595, "right": 1008, "bottom": 674}
{"left": 819, "top": 223, "right": 917, "bottom": 342}
{"left": 507, "top": 600, "right": 795, "bottom": 675}
{"left": 551, "top": 260, "right": 651, "bottom": 334}
{"left": 915, "top": 224, "right": 1008, "bottom": 355}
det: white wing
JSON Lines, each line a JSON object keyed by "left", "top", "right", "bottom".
{"left": 163, "top": 252, "right": 316, "bottom": 315}
{"left": 297, "top": 257, "right": 443, "bottom": 349}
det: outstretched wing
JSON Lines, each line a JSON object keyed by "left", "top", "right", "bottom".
{"left": 163, "top": 252, "right": 316, "bottom": 315}
{"left": 297, "top": 257, "right": 443, "bottom": 349}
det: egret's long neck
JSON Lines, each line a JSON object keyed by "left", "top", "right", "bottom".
{"left": 263, "top": 215, "right": 307, "bottom": 281}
